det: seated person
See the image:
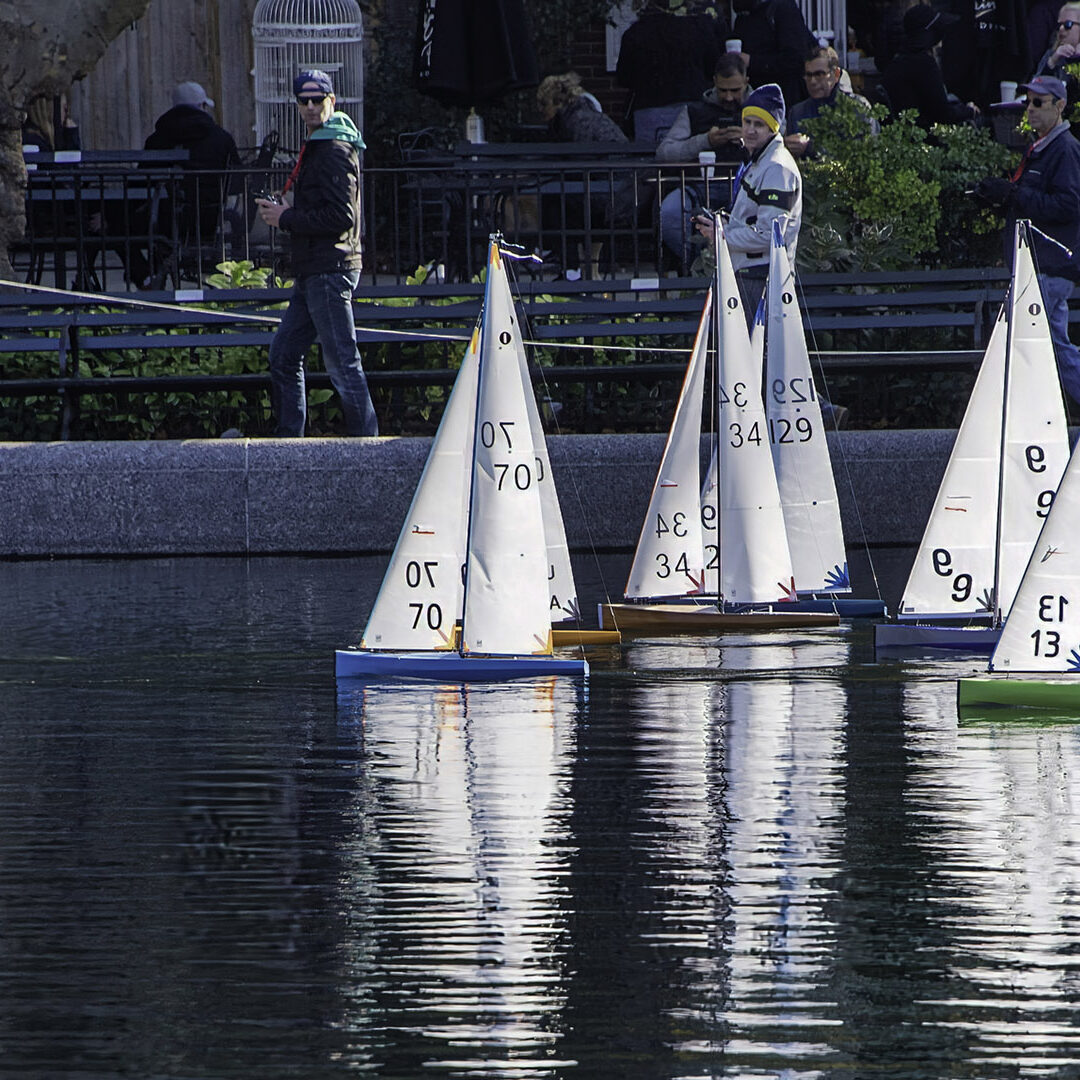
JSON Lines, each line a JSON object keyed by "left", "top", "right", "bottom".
{"left": 96, "top": 81, "right": 240, "bottom": 288}
{"left": 145, "top": 81, "right": 241, "bottom": 244}
{"left": 22, "top": 93, "right": 80, "bottom": 153}
{"left": 657, "top": 53, "right": 750, "bottom": 271}
{"left": 535, "top": 73, "right": 636, "bottom": 276}
{"left": 881, "top": 4, "right": 980, "bottom": 129}
{"left": 785, "top": 45, "right": 878, "bottom": 158}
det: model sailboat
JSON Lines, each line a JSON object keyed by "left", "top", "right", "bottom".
{"left": 958, "top": 432, "right": 1080, "bottom": 711}
{"left": 875, "top": 220, "right": 1069, "bottom": 651}
{"left": 598, "top": 216, "right": 840, "bottom": 633}
{"left": 752, "top": 219, "right": 881, "bottom": 616}
{"left": 336, "top": 238, "right": 589, "bottom": 680}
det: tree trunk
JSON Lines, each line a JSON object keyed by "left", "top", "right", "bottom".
{"left": 0, "top": 0, "right": 152, "bottom": 284}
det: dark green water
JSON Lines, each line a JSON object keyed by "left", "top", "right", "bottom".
{"left": 1, "top": 553, "right": 1079, "bottom": 1078}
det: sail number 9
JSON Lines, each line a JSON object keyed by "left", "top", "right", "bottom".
{"left": 931, "top": 547, "right": 973, "bottom": 603}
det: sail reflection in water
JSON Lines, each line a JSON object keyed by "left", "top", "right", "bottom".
{"left": 620, "top": 634, "right": 850, "bottom": 1065}
{"left": 903, "top": 677, "right": 1080, "bottom": 1071}
{"left": 336, "top": 679, "right": 583, "bottom": 1073}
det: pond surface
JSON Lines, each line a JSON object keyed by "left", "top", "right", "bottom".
{"left": 2, "top": 553, "right": 1080, "bottom": 1078}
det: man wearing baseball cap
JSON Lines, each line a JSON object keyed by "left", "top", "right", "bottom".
{"left": 975, "top": 75, "right": 1080, "bottom": 406}
{"left": 257, "top": 69, "right": 378, "bottom": 437}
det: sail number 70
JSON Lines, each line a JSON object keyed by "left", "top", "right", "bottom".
{"left": 405, "top": 560, "right": 442, "bottom": 630}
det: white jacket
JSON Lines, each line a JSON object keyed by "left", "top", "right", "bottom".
{"left": 725, "top": 132, "right": 801, "bottom": 271}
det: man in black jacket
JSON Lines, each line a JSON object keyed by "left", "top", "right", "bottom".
{"left": 257, "top": 70, "right": 378, "bottom": 437}
{"left": 976, "top": 75, "right": 1080, "bottom": 405}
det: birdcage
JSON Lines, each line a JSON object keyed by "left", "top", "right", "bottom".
{"left": 253, "top": 0, "right": 364, "bottom": 156}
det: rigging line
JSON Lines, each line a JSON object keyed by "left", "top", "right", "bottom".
{"left": 792, "top": 267, "right": 884, "bottom": 602}
{"left": 505, "top": 255, "right": 621, "bottom": 622}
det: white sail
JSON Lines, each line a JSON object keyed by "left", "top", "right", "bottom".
{"left": 764, "top": 219, "right": 848, "bottom": 594}
{"left": 990, "top": 440, "right": 1080, "bottom": 673}
{"left": 898, "top": 222, "right": 1068, "bottom": 622}
{"left": 712, "top": 218, "right": 796, "bottom": 603}
{"left": 462, "top": 244, "right": 554, "bottom": 655}
{"left": 360, "top": 326, "right": 480, "bottom": 650}
{"left": 996, "top": 227, "right": 1070, "bottom": 615}
{"left": 625, "top": 293, "right": 712, "bottom": 599}
{"left": 512, "top": 311, "right": 579, "bottom": 623}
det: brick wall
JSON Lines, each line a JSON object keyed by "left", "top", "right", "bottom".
{"left": 566, "top": 17, "right": 631, "bottom": 130}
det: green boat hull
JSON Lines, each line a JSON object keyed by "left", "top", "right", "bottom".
{"left": 957, "top": 676, "right": 1080, "bottom": 711}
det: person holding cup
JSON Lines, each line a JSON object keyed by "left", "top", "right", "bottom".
{"left": 657, "top": 53, "right": 751, "bottom": 270}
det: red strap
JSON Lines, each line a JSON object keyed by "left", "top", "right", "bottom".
{"left": 282, "top": 143, "right": 306, "bottom": 194}
{"left": 1010, "top": 141, "right": 1034, "bottom": 183}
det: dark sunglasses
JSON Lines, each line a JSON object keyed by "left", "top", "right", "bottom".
{"left": 1027, "top": 96, "right": 1057, "bottom": 107}
{"left": 296, "top": 94, "right": 327, "bottom": 105}
{"left": 1057, "top": 19, "right": 1078, "bottom": 29}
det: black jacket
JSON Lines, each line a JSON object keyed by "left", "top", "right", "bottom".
{"left": 279, "top": 137, "right": 363, "bottom": 275}
{"left": 145, "top": 105, "right": 239, "bottom": 240}
{"left": 733, "top": 0, "right": 816, "bottom": 106}
{"left": 881, "top": 49, "right": 977, "bottom": 128}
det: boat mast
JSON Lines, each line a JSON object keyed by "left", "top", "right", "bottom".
{"left": 710, "top": 218, "right": 725, "bottom": 604}
{"left": 990, "top": 220, "right": 1022, "bottom": 628}
{"left": 459, "top": 236, "right": 499, "bottom": 655}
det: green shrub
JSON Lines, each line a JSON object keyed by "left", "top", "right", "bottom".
{"left": 798, "top": 98, "right": 1016, "bottom": 272}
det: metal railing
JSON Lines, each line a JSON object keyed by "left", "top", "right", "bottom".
{"left": 13, "top": 154, "right": 738, "bottom": 291}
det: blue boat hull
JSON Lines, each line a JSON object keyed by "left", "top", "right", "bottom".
{"left": 874, "top": 623, "right": 1000, "bottom": 652}
{"left": 335, "top": 648, "right": 589, "bottom": 681}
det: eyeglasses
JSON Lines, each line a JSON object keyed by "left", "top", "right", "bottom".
{"left": 1027, "top": 96, "right": 1057, "bottom": 107}
{"left": 1057, "top": 19, "right": 1078, "bottom": 29}
{"left": 296, "top": 94, "right": 327, "bottom": 105}
{"left": 804, "top": 68, "right": 834, "bottom": 79}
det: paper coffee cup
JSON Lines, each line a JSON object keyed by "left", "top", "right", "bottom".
{"left": 699, "top": 150, "right": 716, "bottom": 180}
{"left": 725, "top": 38, "right": 742, "bottom": 53}
{"left": 1000, "top": 80, "right": 1018, "bottom": 103}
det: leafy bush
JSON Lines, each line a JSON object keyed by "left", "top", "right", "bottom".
{"left": 798, "top": 97, "right": 1017, "bottom": 272}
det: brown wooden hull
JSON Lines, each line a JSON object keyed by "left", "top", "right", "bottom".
{"left": 551, "top": 629, "right": 623, "bottom": 646}
{"left": 598, "top": 602, "right": 840, "bottom": 633}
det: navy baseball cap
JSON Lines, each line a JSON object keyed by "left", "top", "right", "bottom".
{"left": 1020, "top": 75, "right": 1067, "bottom": 100}
{"left": 293, "top": 69, "right": 334, "bottom": 96}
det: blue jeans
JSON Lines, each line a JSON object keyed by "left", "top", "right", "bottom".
{"left": 1038, "top": 274, "right": 1080, "bottom": 407}
{"left": 660, "top": 181, "right": 734, "bottom": 272}
{"left": 268, "top": 269, "right": 379, "bottom": 437}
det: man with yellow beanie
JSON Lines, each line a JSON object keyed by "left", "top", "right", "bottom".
{"left": 725, "top": 83, "right": 801, "bottom": 302}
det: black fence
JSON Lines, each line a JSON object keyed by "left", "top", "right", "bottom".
{"left": 14, "top": 143, "right": 738, "bottom": 291}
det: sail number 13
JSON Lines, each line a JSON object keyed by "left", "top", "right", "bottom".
{"left": 1031, "top": 593, "right": 1069, "bottom": 657}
